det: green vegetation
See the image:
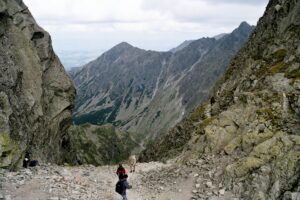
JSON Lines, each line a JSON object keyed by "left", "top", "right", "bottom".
{"left": 189, "top": 103, "right": 207, "bottom": 122}
{"left": 256, "top": 108, "right": 279, "bottom": 122}
{"left": 96, "top": 97, "right": 107, "bottom": 107}
{"left": 285, "top": 68, "right": 300, "bottom": 79}
{"left": 226, "top": 157, "right": 263, "bottom": 177}
{"left": 73, "top": 107, "right": 113, "bottom": 125}
{"left": 272, "top": 49, "right": 287, "bottom": 62}
{"left": 65, "top": 124, "right": 139, "bottom": 166}
{"left": 269, "top": 61, "right": 288, "bottom": 74}
{"left": 0, "top": 132, "right": 20, "bottom": 169}
{"left": 107, "top": 99, "right": 122, "bottom": 123}
{"left": 197, "top": 116, "right": 217, "bottom": 131}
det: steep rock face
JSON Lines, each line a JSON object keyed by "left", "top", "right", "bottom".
{"left": 71, "top": 23, "right": 254, "bottom": 139}
{"left": 0, "top": 0, "right": 75, "bottom": 168}
{"left": 141, "top": 0, "right": 300, "bottom": 199}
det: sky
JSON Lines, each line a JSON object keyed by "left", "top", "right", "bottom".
{"left": 23, "top": 0, "right": 269, "bottom": 68}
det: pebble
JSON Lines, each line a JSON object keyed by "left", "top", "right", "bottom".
{"left": 219, "top": 189, "right": 225, "bottom": 195}
{"left": 4, "top": 196, "right": 11, "bottom": 200}
{"left": 206, "top": 181, "right": 213, "bottom": 188}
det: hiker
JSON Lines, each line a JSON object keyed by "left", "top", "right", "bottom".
{"left": 116, "top": 163, "right": 126, "bottom": 179}
{"left": 22, "top": 152, "right": 39, "bottom": 168}
{"left": 115, "top": 174, "right": 132, "bottom": 200}
{"left": 22, "top": 152, "right": 31, "bottom": 168}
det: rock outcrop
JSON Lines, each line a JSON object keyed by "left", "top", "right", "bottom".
{"left": 71, "top": 23, "right": 254, "bottom": 140}
{"left": 141, "top": 0, "right": 300, "bottom": 199}
{"left": 0, "top": 0, "right": 75, "bottom": 169}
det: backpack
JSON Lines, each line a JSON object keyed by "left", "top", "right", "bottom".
{"left": 115, "top": 180, "right": 124, "bottom": 195}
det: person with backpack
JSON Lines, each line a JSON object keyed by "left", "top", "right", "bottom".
{"left": 23, "top": 152, "right": 31, "bottom": 168}
{"left": 22, "top": 151, "right": 39, "bottom": 168}
{"left": 116, "top": 163, "right": 126, "bottom": 179}
{"left": 115, "top": 174, "right": 132, "bottom": 200}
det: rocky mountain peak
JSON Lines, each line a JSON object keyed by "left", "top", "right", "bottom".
{"left": 238, "top": 21, "right": 251, "bottom": 29}
{"left": 115, "top": 41, "right": 134, "bottom": 48}
{"left": 231, "top": 21, "right": 254, "bottom": 37}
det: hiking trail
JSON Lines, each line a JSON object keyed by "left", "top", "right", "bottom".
{"left": 1, "top": 157, "right": 233, "bottom": 200}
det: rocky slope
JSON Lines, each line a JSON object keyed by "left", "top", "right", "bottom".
{"left": 71, "top": 22, "right": 254, "bottom": 139}
{"left": 141, "top": 0, "right": 300, "bottom": 199}
{"left": 64, "top": 124, "right": 139, "bottom": 166}
{"left": 0, "top": 0, "right": 75, "bottom": 169}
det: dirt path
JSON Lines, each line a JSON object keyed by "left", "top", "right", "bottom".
{"left": 1, "top": 161, "right": 195, "bottom": 200}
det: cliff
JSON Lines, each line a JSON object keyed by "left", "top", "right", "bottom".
{"left": 0, "top": 0, "right": 75, "bottom": 169}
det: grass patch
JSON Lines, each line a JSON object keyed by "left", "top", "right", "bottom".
{"left": 272, "top": 49, "right": 287, "bottom": 62}
{"left": 269, "top": 61, "right": 288, "bottom": 74}
{"left": 189, "top": 104, "right": 207, "bottom": 122}
{"left": 256, "top": 108, "right": 279, "bottom": 122}
{"left": 285, "top": 68, "right": 300, "bottom": 79}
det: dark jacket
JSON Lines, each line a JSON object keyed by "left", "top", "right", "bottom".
{"left": 120, "top": 178, "right": 132, "bottom": 195}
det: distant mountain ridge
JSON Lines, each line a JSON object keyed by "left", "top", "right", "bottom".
{"left": 70, "top": 22, "right": 254, "bottom": 139}
{"left": 169, "top": 33, "right": 227, "bottom": 53}
{"left": 169, "top": 40, "right": 194, "bottom": 53}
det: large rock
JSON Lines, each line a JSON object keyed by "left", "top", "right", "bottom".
{"left": 0, "top": 0, "right": 75, "bottom": 168}
{"left": 141, "top": 0, "right": 300, "bottom": 198}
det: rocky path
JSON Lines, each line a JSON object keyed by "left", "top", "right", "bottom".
{"left": 0, "top": 157, "right": 234, "bottom": 200}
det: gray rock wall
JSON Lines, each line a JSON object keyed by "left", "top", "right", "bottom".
{"left": 0, "top": 0, "right": 75, "bottom": 169}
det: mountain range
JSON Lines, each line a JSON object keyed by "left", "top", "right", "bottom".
{"left": 70, "top": 22, "right": 254, "bottom": 140}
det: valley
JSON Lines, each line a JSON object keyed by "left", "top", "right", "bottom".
{"left": 0, "top": 0, "right": 299, "bottom": 199}
{"left": 70, "top": 22, "right": 254, "bottom": 140}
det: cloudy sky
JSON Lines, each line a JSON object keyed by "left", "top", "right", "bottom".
{"left": 23, "top": 0, "right": 269, "bottom": 61}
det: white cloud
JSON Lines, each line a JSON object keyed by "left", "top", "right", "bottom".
{"left": 23, "top": 0, "right": 268, "bottom": 52}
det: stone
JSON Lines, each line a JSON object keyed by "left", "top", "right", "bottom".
{"left": 48, "top": 198, "right": 59, "bottom": 200}
{"left": 294, "top": 80, "right": 300, "bottom": 90}
{"left": 206, "top": 181, "right": 213, "bottom": 188}
{"left": 275, "top": 4, "right": 282, "bottom": 11}
{"left": 257, "top": 124, "right": 265, "bottom": 133}
{"left": 219, "top": 189, "right": 225, "bottom": 195}
{"left": 196, "top": 184, "right": 200, "bottom": 188}
{"left": 4, "top": 196, "right": 11, "bottom": 200}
